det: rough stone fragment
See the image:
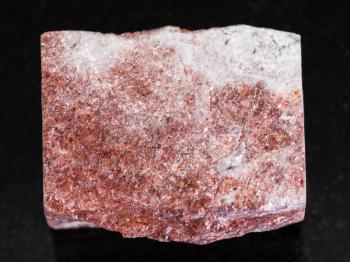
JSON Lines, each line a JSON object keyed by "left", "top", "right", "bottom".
{"left": 41, "top": 25, "right": 306, "bottom": 244}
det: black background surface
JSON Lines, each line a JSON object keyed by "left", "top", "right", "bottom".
{"left": 1, "top": 0, "right": 350, "bottom": 261}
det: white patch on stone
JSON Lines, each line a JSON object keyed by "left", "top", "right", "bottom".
{"left": 217, "top": 151, "right": 245, "bottom": 178}
{"left": 55, "top": 221, "right": 96, "bottom": 229}
{"left": 223, "top": 189, "right": 237, "bottom": 204}
{"left": 60, "top": 31, "right": 134, "bottom": 75}
{"left": 216, "top": 142, "right": 246, "bottom": 177}
{"left": 150, "top": 25, "right": 302, "bottom": 97}
{"left": 58, "top": 25, "right": 301, "bottom": 97}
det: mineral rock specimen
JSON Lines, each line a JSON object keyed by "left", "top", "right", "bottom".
{"left": 41, "top": 25, "right": 306, "bottom": 244}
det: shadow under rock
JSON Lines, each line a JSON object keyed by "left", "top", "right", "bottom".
{"left": 52, "top": 223, "right": 304, "bottom": 262}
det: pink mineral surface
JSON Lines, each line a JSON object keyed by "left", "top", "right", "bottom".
{"left": 41, "top": 25, "right": 306, "bottom": 244}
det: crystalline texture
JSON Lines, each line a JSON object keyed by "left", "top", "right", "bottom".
{"left": 41, "top": 25, "right": 306, "bottom": 244}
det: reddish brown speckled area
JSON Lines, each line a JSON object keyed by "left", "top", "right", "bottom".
{"left": 41, "top": 27, "right": 305, "bottom": 244}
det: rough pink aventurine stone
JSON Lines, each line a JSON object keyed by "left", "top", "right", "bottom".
{"left": 41, "top": 25, "right": 306, "bottom": 244}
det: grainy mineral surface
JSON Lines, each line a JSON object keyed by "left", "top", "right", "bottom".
{"left": 41, "top": 25, "right": 306, "bottom": 244}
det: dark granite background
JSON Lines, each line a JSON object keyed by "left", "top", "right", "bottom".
{"left": 1, "top": 0, "right": 350, "bottom": 261}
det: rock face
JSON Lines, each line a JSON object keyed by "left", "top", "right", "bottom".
{"left": 41, "top": 25, "right": 306, "bottom": 244}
